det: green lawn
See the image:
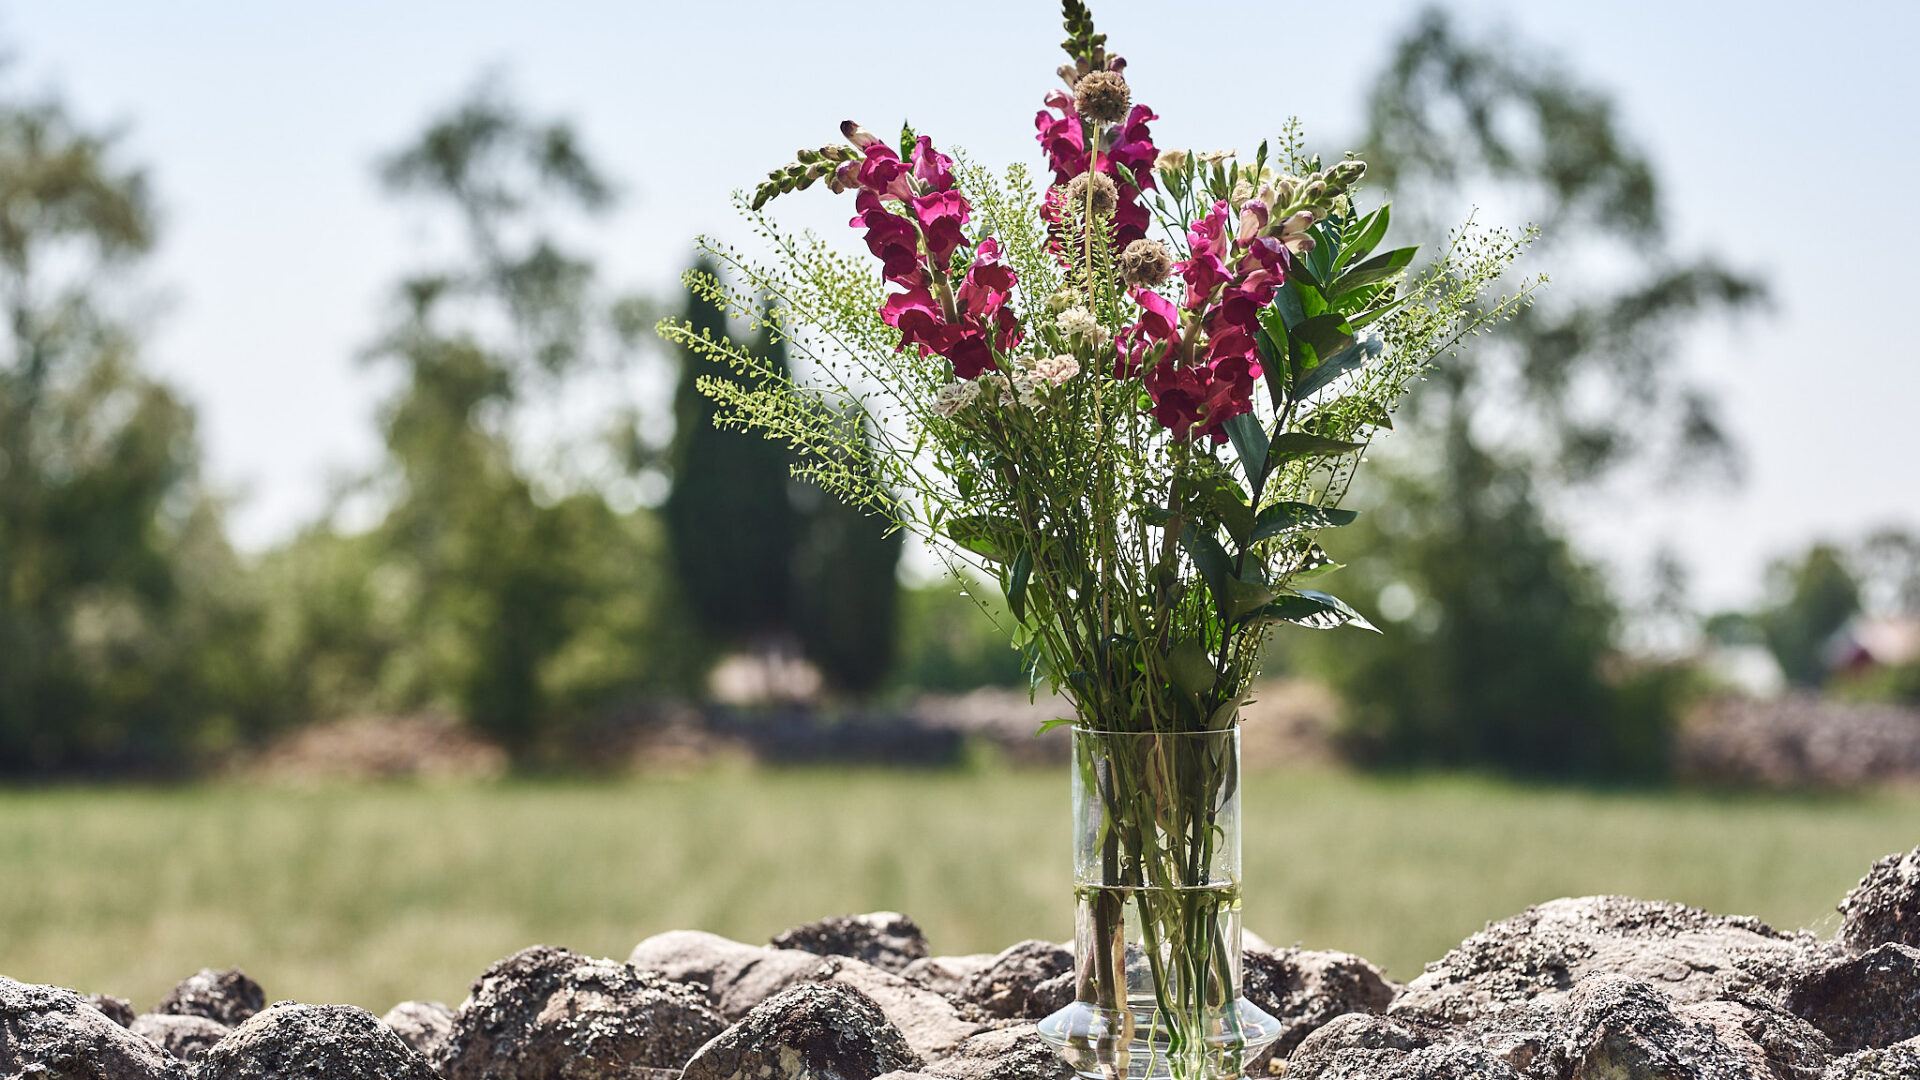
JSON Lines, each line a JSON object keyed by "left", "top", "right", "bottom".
{"left": 1, "top": 767, "right": 1914, "bottom": 1015}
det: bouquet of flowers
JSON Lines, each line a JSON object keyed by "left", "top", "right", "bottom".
{"left": 660, "top": 3, "right": 1531, "bottom": 1077}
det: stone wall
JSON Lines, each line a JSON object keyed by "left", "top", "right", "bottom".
{"left": 6, "top": 851, "right": 1920, "bottom": 1079}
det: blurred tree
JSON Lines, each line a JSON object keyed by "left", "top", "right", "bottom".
{"left": 264, "top": 84, "right": 689, "bottom": 754}
{"left": 888, "top": 583, "right": 1028, "bottom": 693}
{"left": 1308, "top": 9, "right": 1763, "bottom": 778}
{"left": 1755, "top": 544, "right": 1860, "bottom": 687}
{"left": 789, "top": 416, "right": 904, "bottom": 695}
{"left": 663, "top": 281, "right": 903, "bottom": 694}
{"left": 664, "top": 284, "right": 798, "bottom": 646}
{"left": 0, "top": 90, "right": 263, "bottom": 772}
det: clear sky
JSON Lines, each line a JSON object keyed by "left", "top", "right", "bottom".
{"left": 2, "top": 1, "right": 1914, "bottom": 611}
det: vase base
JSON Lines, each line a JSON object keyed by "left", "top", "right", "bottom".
{"left": 1036, "top": 997, "right": 1283, "bottom": 1080}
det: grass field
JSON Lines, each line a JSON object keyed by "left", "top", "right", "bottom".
{"left": 1, "top": 766, "right": 1916, "bottom": 1015}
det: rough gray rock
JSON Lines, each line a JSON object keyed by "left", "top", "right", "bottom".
{"left": 919, "top": 1025, "right": 1070, "bottom": 1080}
{"left": 130, "top": 1013, "right": 228, "bottom": 1064}
{"left": 439, "top": 945, "right": 727, "bottom": 1080}
{"left": 1822, "top": 1035, "right": 1920, "bottom": 1079}
{"left": 679, "top": 982, "right": 918, "bottom": 1080}
{"left": 809, "top": 957, "right": 984, "bottom": 1061}
{"left": 955, "top": 942, "right": 1074, "bottom": 1020}
{"left": 380, "top": 1000, "right": 456, "bottom": 1062}
{"left": 901, "top": 956, "right": 997, "bottom": 998}
{"left": 1553, "top": 973, "right": 1766, "bottom": 1080}
{"left": 1677, "top": 998, "right": 1834, "bottom": 1080}
{"left": 193, "top": 1001, "right": 439, "bottom": 1080}
{"left": 84, "top": 994, "right": 136, "bottom": 1028}
{"left": 1839, "top": 848, "right": 1920, "bottom": 954}
{"left": 772, "top": 913, "right": 931, "bottom": 974}
{"left": 1782, "top": 942, "right": 1920, "bottom": 1053}
{"left": 0, "top": 975, "right": 187, "bottom": 1079}
{"left": 1280, "top": 1012, "right": 1444, "bottom": 1079}
{"left": 629, "top": 930, "right": 825, "bottom": 1020}
{"left": 154, "top": 969, "right": 264, "bottom": 1028}
{"left": 1241, "top": 946, "right": 1396, "bottom": 1071}
{"left": 1390, "top": 895, "right": 1818, "bottom": 1027}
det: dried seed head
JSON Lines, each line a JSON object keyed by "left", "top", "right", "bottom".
{"left": 1063, "top": 171, "right": 1119, "bottom": 219}
{"left": 1073, "top": 70, "right": 1132, "bottom": 126}
{"left": 1118, "top": 239, "right": 1173, "bottom": 288}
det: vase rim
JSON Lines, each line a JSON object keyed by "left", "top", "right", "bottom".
{"left": 1069, "top": 725, "right": 1240, "bottom": 737}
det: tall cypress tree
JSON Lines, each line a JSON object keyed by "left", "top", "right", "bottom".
{"left": 663, "top": 267, "right": 798, "bottom": 646}
{"left": 791, "top": 416, "right": 905, "bottom": 696}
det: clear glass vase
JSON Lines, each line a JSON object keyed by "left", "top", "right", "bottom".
{"left": 1038, "top": 727, "right": 1282, "bottom": 1080}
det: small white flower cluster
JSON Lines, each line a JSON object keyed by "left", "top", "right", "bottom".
{"left": 932, "top": 378, "right": 982, "bottom": 417}
{"left": 1034, "top": 354, "right": 1080, "bottom": 385}
{"left": 933, "top": 349, "right": 1089, "bottom": 420}
{"left": 1056, "top": 306, "right": 1111, "bottom": 351}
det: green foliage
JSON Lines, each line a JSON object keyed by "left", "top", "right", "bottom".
{"left": 0, "top": 86, "right": 272, "bottom": 773}
{"left": 1303, "top": 7, "right": 1768, "bottom": 778}
{"left": 664, "top": 281, "right": 799, "bottom": 644}
{"left": 662, "top": 276, "right": 904, "bottom": 694}
{"left": 661, "top": 145, "right": 1530, "bottom": 735}
{"left": 259, "top": 85, "right": 696, "bottom": 755}
{"left": 1312, "top": 456, "right": 1679, "bottom": 779}
{"left": 791, "top": 480, "right": 904, "bottom": 695}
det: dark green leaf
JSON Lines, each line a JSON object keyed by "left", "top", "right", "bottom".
{"left": 1223, "top": 412, "right": 1268, "bottom": 491}
{"left": 1332, "top": 246, "right": 1417, "bottom": 297}
{"left": 1268, "top": 287, "right": 1305, "bottom": 334}
{"left": 1169, "top": 639, "right": 1216, "bottom": 695}
{"left": 1226, "top": 577, "right": 1277, "bottom": 622}
{"left": 1268, "top": 431, "right": 1364, "bottom": 463}
{"left": 1292, "top": 542, "right": 1344, "bottom": 579}
{"left": 1307, "top": 223, "right": 1339, "bottom": 282}
{"left": 1197, "top": 474, "right": 1256, "bottom": 551}
{"left": 1251, "top": 590, "right": 1379, "bottom": 632}
{"left": 1006, "top": 548, "right": 1033, "bottom": 621}
{"left": 1178, "top": 523, "right": 1233, "bottom": 608}
{"left": 1291, "top": 314, "right": 1352, "bottom": 360}
{"left": 947, "top": 514, "right": 1020, "bottom": 562}
{"left": 1256, "top": 326, "right": 1289, "bottom": 407}
{"left": 1338, "top": 204, "right": 1391, "bottom": 270}
{"left": 1250, "top": 502, "right": 1359, "bottom": 544}
{"left": 1293, "top": 334, "right": 1383, "bottom": 400}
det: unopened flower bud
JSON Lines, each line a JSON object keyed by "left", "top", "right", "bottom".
{"left": 1073, "top": 70, "right": 1132, "bottom": 126}
{"left": 1329, "top": 158, "right": 1367, "bottom": 186}
{"left": 1279, "top": 210, "right": 1316, "bottom": 236}
{"left": 840, "top": 121, "right": 879, "bottom": 148}
{"left": 1304, "top": 180, "right": 1327, "bottom": 201}
{"left": 1237, "top": 200, "right": 1270, "bottom": 245}
{"left": 1058, "top": 64, "right": 1082, "bottom": 86}
{"left": 1118, "top": 238, "right": 1173, "bottom": 288}
{"left": 1231, "top": 179, "right": 1253, "bottom": 204}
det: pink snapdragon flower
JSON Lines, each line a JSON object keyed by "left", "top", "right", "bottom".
{"left": 837, "top": 127, "right": 1021, "bottom": 382}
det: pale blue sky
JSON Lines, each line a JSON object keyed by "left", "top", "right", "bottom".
{"left": 2, "top": 1, "right": 1915, "bottom": 610}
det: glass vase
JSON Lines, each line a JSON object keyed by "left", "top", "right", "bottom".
{"left": 1038, "top": 727, "right": 1282, "bottom": 1080}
